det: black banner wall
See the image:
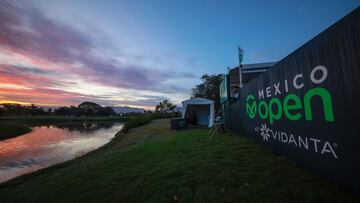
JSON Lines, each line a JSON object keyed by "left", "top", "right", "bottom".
{"left": 230, "top": 7, "right": 360, "bottom": 193}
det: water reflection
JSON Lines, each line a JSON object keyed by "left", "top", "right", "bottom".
{"left": 35, "top": 121, "right": 117, "bottom": 132}
{"left": 0, "top": 122, "right": 122, "bottom": 183}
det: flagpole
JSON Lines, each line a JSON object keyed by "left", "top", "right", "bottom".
{"left": 238, "top": 46, "right": 244, "bottom": 88}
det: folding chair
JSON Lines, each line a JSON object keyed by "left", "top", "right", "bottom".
{"left": 208, "top": 116, "right": 224, "bottom": 139}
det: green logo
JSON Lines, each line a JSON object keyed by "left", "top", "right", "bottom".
{"left": 246, "top": 95, "right": 256, "bottom": 118}
{"left": 245, "top": 87, "right": 335, "bottom": 124}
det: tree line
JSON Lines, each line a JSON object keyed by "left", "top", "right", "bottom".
{"left": 0, "top": 103, "right": 48, "bottom": 117}
{"left": 0, "top": 102, "right": 116, "bottom": 117}
{"left": 0, "top": 100, "right": 180, "bottom": 117}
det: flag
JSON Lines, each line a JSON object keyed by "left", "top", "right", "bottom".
{"left": 238, "top": 46, "right": 244, "bottom": 65}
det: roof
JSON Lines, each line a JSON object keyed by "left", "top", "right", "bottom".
{"left": 231, "top": 61, "right": 276, "bottom": 72}
{"left": 229, "top": 62, "right": 277, "bottom": 85}
{"left": 181, "top": 97, "right": 214, "bottom": 105}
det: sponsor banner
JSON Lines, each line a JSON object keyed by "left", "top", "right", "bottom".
{"left": 220, "top": 75, "right": 229, "bottom": 104}
{"left": 230, "top": 7, "right": 360, "bottom": 193}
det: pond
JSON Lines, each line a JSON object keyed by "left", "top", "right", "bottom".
{"left": 0, "top": 121, "right": 123, "bottom": 183}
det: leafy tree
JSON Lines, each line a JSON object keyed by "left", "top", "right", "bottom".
{"left": 98, "top": 107, "right": 116, "bottom": 116}
{"left": 155, "top": 100, "right": 176, "bottom": 113}
{"left": 191, "top": 74, "right": 223, "bottom": 109}
{"left": 53, "top": 102, "right": 117, "bottom": 117}
{"left": 54, "top": 107, "right": 71, "bottom": 116}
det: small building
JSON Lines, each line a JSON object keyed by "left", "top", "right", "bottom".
{"left": 181, "top": 98, "right": 215, "bottom": 128}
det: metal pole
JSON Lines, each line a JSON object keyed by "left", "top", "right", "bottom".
{"left": 238, "top": 46, "right": 244, "bottom": 88}
{"left": 239, "top": 64, "right": 243, "bottom": 88}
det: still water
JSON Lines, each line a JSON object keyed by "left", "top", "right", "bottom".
{"left": 0, "top": 122, "right": 123, "bottom": 183}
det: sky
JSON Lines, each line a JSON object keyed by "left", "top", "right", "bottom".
{"left": 0, "top": 0, "right": 359, "bottom": 109}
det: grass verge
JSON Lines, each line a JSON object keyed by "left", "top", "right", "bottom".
{"left": 0, "top": 122, "right": 31, "bottom": 140}
{"left": 0, "top": 119, "right": 358, "bottom": 202}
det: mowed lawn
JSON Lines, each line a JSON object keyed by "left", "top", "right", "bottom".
{"left": 0, "top": 119, "right": 358, "bottom": 202}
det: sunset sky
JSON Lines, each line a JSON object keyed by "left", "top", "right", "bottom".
{"left": 0, "top": 0, "right": 358, "bottom": 109}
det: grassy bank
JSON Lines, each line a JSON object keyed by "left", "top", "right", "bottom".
{"left": 0, "top": 119, "right": 358, "bottom": 202}
{"left": 0, "top": 122, "right": 31, "bottom": 140}
{"left": 0, "top": 116, "right": 128, "bottom": 126}
{"left": 0, "top": 116, "right": 128, "bottom": 140}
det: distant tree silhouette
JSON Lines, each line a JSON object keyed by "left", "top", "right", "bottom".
{"left": 0, "top": 102, "right": 118, "bottom": 117}
{"left": 0, "top": 103, "right": 47, "bottom": 116}
{"left": 155, "top": 100, "right": 176, "bottom": 113}
{"left": 53, "top": 102, "right": 116, "bottom": 117}
{"left": 191, "top": 74, "right": 223, "bottom": 109}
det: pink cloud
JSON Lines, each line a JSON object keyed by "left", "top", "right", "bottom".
{"left": 0, "top": 1, "right": 194, "bottom": 107}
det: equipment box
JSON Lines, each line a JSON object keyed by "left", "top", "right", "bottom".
{"left": 170, "top": 118, "right": 186, "bottom": 130}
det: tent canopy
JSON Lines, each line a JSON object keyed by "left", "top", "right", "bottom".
{"left": 181, "top": 97, "right": 215, "bottom": 128}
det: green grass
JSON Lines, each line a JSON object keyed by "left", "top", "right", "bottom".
{"left": 0, "top": 119, "right": 358, "bottom": 202}
{"left": 0, "top": 122, "right": 31, "bottom": 140}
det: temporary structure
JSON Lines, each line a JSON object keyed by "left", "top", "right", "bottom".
{"left": 181, "top": 97, "right": 215, "bottom": 128}
{"left": 181, "top": 98, "right": 215, "bottom": 128}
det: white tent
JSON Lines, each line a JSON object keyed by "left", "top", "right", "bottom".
{"left": 181, "top": 97, "right": 215, "bottom": 128}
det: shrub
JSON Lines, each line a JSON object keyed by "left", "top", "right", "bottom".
{"left": 120, "top": 112, "right": 178, "bottom": 133}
